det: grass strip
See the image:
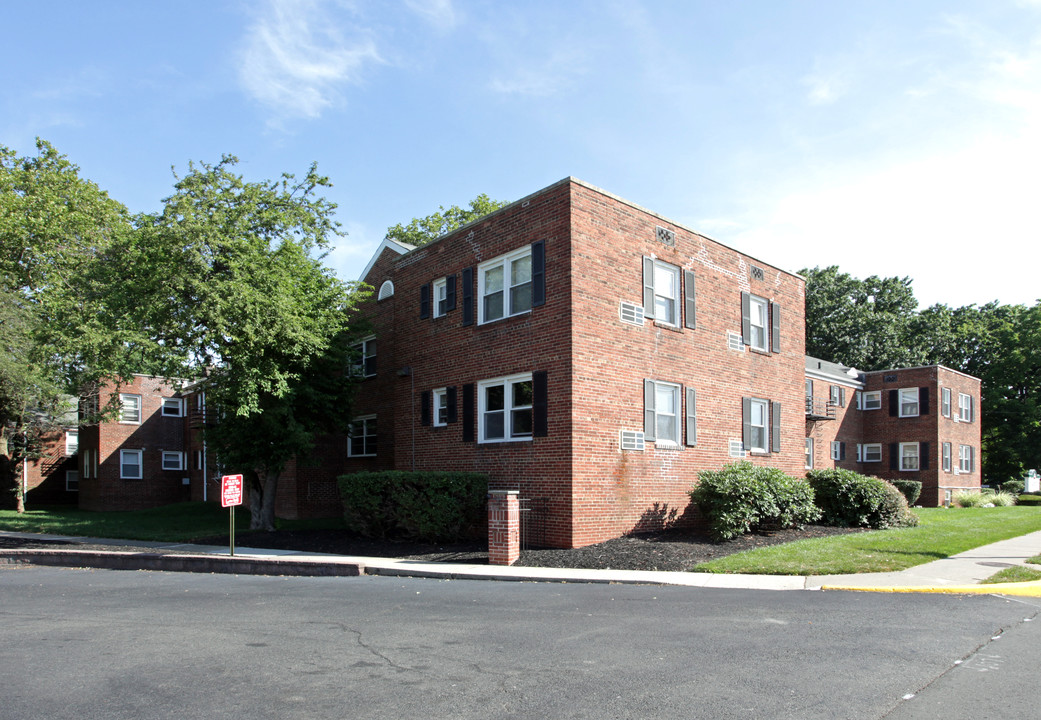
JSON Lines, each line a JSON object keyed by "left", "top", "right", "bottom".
{"left": 693, "top": 507, "right": 1041, "bottom": 575}
{"left": 980, "top": 566, "right": 1041, "bottom": 584}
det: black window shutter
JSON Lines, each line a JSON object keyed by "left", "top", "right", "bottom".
{"left": 531, "top": 241, "right": 545, "bottom": 308}
{"left": 642, "top": 257, "right": 654, "bottom": 315}
{"left": 771, "top": 302, "right": 781, "bottom": 353}
{"left": 771, "top": 401, "right": 781, "bottom": 452}
{"left": 839, "top": 387, "right": 846, "bottom": 407}
{"left": 741, "top": 292, "right": 751, "bottom": 345}
{"left": 921, "top": 442, "right": 931, "bottom": 470}
{"left": 446, "top": 386, "right": 457, "bottom": 424}
{"left": 839, "top": 442, "right": 846, "bottom": 461}
{"left": 420, "top": 391, "right": 431, "bottom": 426}
{"left": 420, "top": 283, "right": 430, "bottom": 319}
{"left": 889, "top": 443, "right": 899, "bottom": 470}
{"left": 461, "top": 268, "right": 474, "bottom": 326}
{"left": 920, "top": 387, "right": 930, "bottom": 415}
{"left": 446, "top": 275, "right": 457, "bottom": 312}
{"left": 644, "top": 380, "right": 656, "bottom": 440}
{"left": 742, "top": 396, "right": 752, "bottom": 450}
{"left": 533, "top": 371, "right": 548, "bottom": 437}
{"left": 683, "top": 270, "right": 696, "bottom": 330}
{"left": 685, "top": 387, "right": 697, "bottom": 446}
{"left": 889, "top": 390, "right": 898, "bottom": 416}
{"left": 462, "top": 384, "right": 475, "bottom": 441}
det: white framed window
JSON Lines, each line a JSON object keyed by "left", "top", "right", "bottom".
{"left": 829, "top": 386, "right": 846, "bottom": 408}
{"left": 81, "top": 448, "right": 96, "bottom": 479}
{"left": 433, "top": 277, "right": 448, "bottom": 318}
{"left": 120, "top": 394, "right": 142, "bottom": 423}
{"left": 747, "top": 295, "right": 769, "bottom": 351}
{"left": 348, "top": 415, "right": 377, "bottom": 457}
{"left": 162, "top": 451, "right": 185, "bottom": 471}
{"left": 959, "top": 445, "right": 974, "bottom": 473}
{"left": 162, "top": 397, "right": 184, "bottom": 417}
{"left": 432, "top": 387, "right": 449, "bottom": 427}
{"left": 859, "top": 391, "right": 881, "bottom": 411}
{"left": 478, "top": 373, "right": 534, "bottom": 443}
{"left": 748, "top": 398, "right": 769, "bottom": 453}
{"left": 898, "top": 388, "right": 919, "bottom": 418}
{"left": 353, "top": 337, "right": 376, "bottom": 378}
{"left": 643, "top": 259, "right": 680, "bottom": 327}
{"left": 899, "top": 442, "right": 919, "bottom": 471}
{"left": 942, "top": 442, "right": 952, "bottom": 472}
{"left": 830, "top": 440, "right": 844, "bottom": 461}
{"left": 805, "top": 438, "right": 813, "bottom": 469}
{"left": 66, "top": 470, "right": 79, "bottom": 492}
{"left": 941, "top": 387, "right": 951, "bottom": 417}
{"left": 644, "top": 380, "right": 682, "bottom": 446}
{"left": 858, "top": 443, "right": 882, "bottom": 463}
{"left": 120, "top": 449, "right": 143, "bottom": 479}
{"left": 65, "top": 430, "right": 79, "bottom": 456}
{"left": 194, "top": 450, "right": 204, "bottom": 470}
{"left": 958, "top": 393, "right": 974, "bottom": 422}
{"left": 478, "top": 247, "right": 533, "bottom": 324}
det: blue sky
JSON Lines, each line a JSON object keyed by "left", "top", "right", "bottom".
{"left": 3, "top": 0, "right": 1039, "bottom": 309}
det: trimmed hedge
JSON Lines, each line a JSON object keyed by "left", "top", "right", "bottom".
{"left": 806, "top": 468, "right": 919, "bottom": 529}
{"left": 338, "top": 471, "right": 487, "bottom": 542}
{"left": 1001, "top": 479, "right": 1025, "bottom": 495}
{"left": 890, "top": 479, "right": 922, "bottom": 506}
{"left": 690, "top": 462, "right": 821, "bottom": 541}
{"left": 1017, "top": 494, "right": 1041, "bottom": 506}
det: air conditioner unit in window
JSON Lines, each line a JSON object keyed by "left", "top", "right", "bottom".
{"left": 953, "top": 415, "right": 960, "bottom": 423}
{"left": 620, "top": 430, "right": 646, "bottom": 452}
{"left": 619, "top": 301, "right": 646, "bottom": 326}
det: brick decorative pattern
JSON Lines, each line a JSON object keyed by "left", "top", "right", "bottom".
{"left": 488, "top": 490, "right": 520, "bottom": 565}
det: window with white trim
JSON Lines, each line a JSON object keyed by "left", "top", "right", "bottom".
{"left": 65, "top": 430, "right": 79, "bottom": 456}
{"left": 433, "top": 277, "right": 448, "bottom": 318}
{"left": 941, "top": 387, "right": 951, "bottom": 417}
{"left": 162, "top": 451, "right": 185, "bottom": 471}
{"left": 942, "top": 442, "right": 952, "bottom": 472}
{"left": 81, "top": 448, "right": 96, "bottom": 479}
{"left": 432, "top": 387, "right": 449, "bottom": 427}
{"left": 644, "top": 380, "right": 681, "bottom": 446}
{"left": 194, "top": 450, "right": 204, "bottom": 471}
{"left": 353, "top": 337, "right": 376, "bottom": 378}
{"left": 120, "top": 394, "right": 142, "bottom": 423}
{"left": 479, "top": 247, "right": 533, "bottom": 324}
{"left": 747, "top": 295, "right": 769, "bottom": 351}
{"left": 162, "top": 397, "right": 183, "bottom": 417}
{"left": 748, "top": 398, "right": 769, "bottom": 453}
{"left": 899, "top": 442, "right": 919, "bottom": 471}
{"left": 898, "top": 388, "right": 919, "bottom": 417}
{"left": 478, "top": 374, "right": 533, "bottom": 442}
{"left": 860, "top": 391, "right": 881, "bottom": 410}
{"left": 958, "top": 393, "right": 974, "bottom": 422}
{"left": 643, "top": 259, "right": 680, "bottom": 327}
{"left": 830, "top": 441, "right": 845, "bottom": 461}
{"left": 805, "top": 438, "right": 813, "bottom": 469}
{"left": 959, "top": 445, "right": 974, "bottom": 473}
{"left": 120, "top": 449, "right": 143, "bottom": 479}
{"left": 860, "top": 443, "right": 882, "bottom": 463}
{"left": 66, "top": 470, "right": 79, "bottom": 492}
{"left": 348, "top": 416, "right": 377, "bottom": 457}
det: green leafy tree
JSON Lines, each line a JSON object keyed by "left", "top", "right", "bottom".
{"left": 0, "top": 140, "right": 133, "bottom": 511}
{"left": 385, "top": 193, "right": 509, "bottom": 247}
{"left": 110, "top": 156, "right": 368, "bottom": 530}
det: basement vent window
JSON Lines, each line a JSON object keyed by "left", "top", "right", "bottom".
{"left": 728, "top": 332, "right": 745, "bottom": 352}
{"left": 750, "top": 265, "right": 765, "bottom": 282}
{"left": 729, "top": 440, "right": 746, "bottom": 458}
{"left": 619, "top": 301, "right": 646, "bottom": 326}
{"left": 620, "top": 430, "right": 646, "bottom": 452}
{"left": 655, "top": 226, "right": 676, "bottom": 247}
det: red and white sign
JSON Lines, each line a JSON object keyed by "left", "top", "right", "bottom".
{"left": 221, "top": 474, "right": 243, "bottom": 508}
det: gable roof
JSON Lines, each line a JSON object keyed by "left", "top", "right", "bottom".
{"left": 358, "top": 237, "right": 415, "bottom": 283}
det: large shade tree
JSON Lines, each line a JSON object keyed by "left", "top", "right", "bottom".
{"left": 385, "top": 193, "right": 509, "bottom": 247}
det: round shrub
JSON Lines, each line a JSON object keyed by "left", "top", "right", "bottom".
{"left": 890, "top": 479, "right": 922, "bottom": 506}
{"left": 690, "top": 462, "right": 821, "bottom": 541}
{"left": 954, "top": 490, "right": 984, "bottom": 507}
{"left": 1001, "top": 479, "right": 1025, "bottom": 496}
{"left": 806, "top": 468, "right": 918, "bottom": 528}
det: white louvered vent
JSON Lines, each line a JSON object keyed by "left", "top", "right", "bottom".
{"left": 655, "top": 225, "right": 676, "bottom": 247}
{"left": 953, "top": 468, "right": 961, "bottom": 476}
{"left": 620, "top": 430, "right": 646, "bottom": 452}
{"left": 728, "top": 331, "right": 745, "bottom": 352}
{"left": 619, "top": 301, "right": 646, "bottom": 326}
{"left": 729, "top": 440, "right": 746, "bottom": 458}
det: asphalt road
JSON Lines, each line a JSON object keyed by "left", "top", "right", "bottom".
{"left": 2, "top": 565, "right": 1038, "bottom": 719}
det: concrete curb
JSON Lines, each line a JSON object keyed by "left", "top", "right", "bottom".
{"left": 0, "top": 550, "right": 365, "bottom": 577}
{"left": 819, "top": 580, "right": 1041, "bottom": 596}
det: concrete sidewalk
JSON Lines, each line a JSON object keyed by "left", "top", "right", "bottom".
{"left": 3, "top": 530, "right": 1041, "bottom": 594}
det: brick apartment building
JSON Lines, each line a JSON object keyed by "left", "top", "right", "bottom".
{"left": 61, "top": 177, "right": 981, "bottom": 548}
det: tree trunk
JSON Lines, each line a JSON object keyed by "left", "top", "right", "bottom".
{"left": 0, "top": 432, "right": 24, "bottom": 513}
{"left": 247, "top": 468, "right": 280, "bottom": 531}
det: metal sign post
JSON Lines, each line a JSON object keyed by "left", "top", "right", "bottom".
{"left": 221, "top": 474, "right": 244, "bottom": 556}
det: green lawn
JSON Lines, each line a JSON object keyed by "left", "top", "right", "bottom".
{"left": 0, "top": 503, "right": 345, "bottom": 542}
{"left": 694, "top": 507, "right": 1041, "bottom": 576}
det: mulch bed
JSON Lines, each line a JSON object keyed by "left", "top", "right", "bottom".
{"left": 2, "top": 525, "right": 867, "bottom": 573}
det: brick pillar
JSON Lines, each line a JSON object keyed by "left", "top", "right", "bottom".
{"left": 488, "top": 490, "right": 520, "bottom": 566}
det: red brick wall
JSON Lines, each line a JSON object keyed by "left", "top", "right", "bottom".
{"left": 804, "top": 376, "right": 863, "bottom": 473}
{"left": 17, "top": 430, "right": 78, "bottom": 507}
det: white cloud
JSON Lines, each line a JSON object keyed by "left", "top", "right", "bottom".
{"left": 404, "top": 0, "right": 458, "bottom": 31}
{"left": 488, "top": 47, "right": 589, "bottom": 97}
{"left": 239, "top": 0, "right": 382, "bottom": 123}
